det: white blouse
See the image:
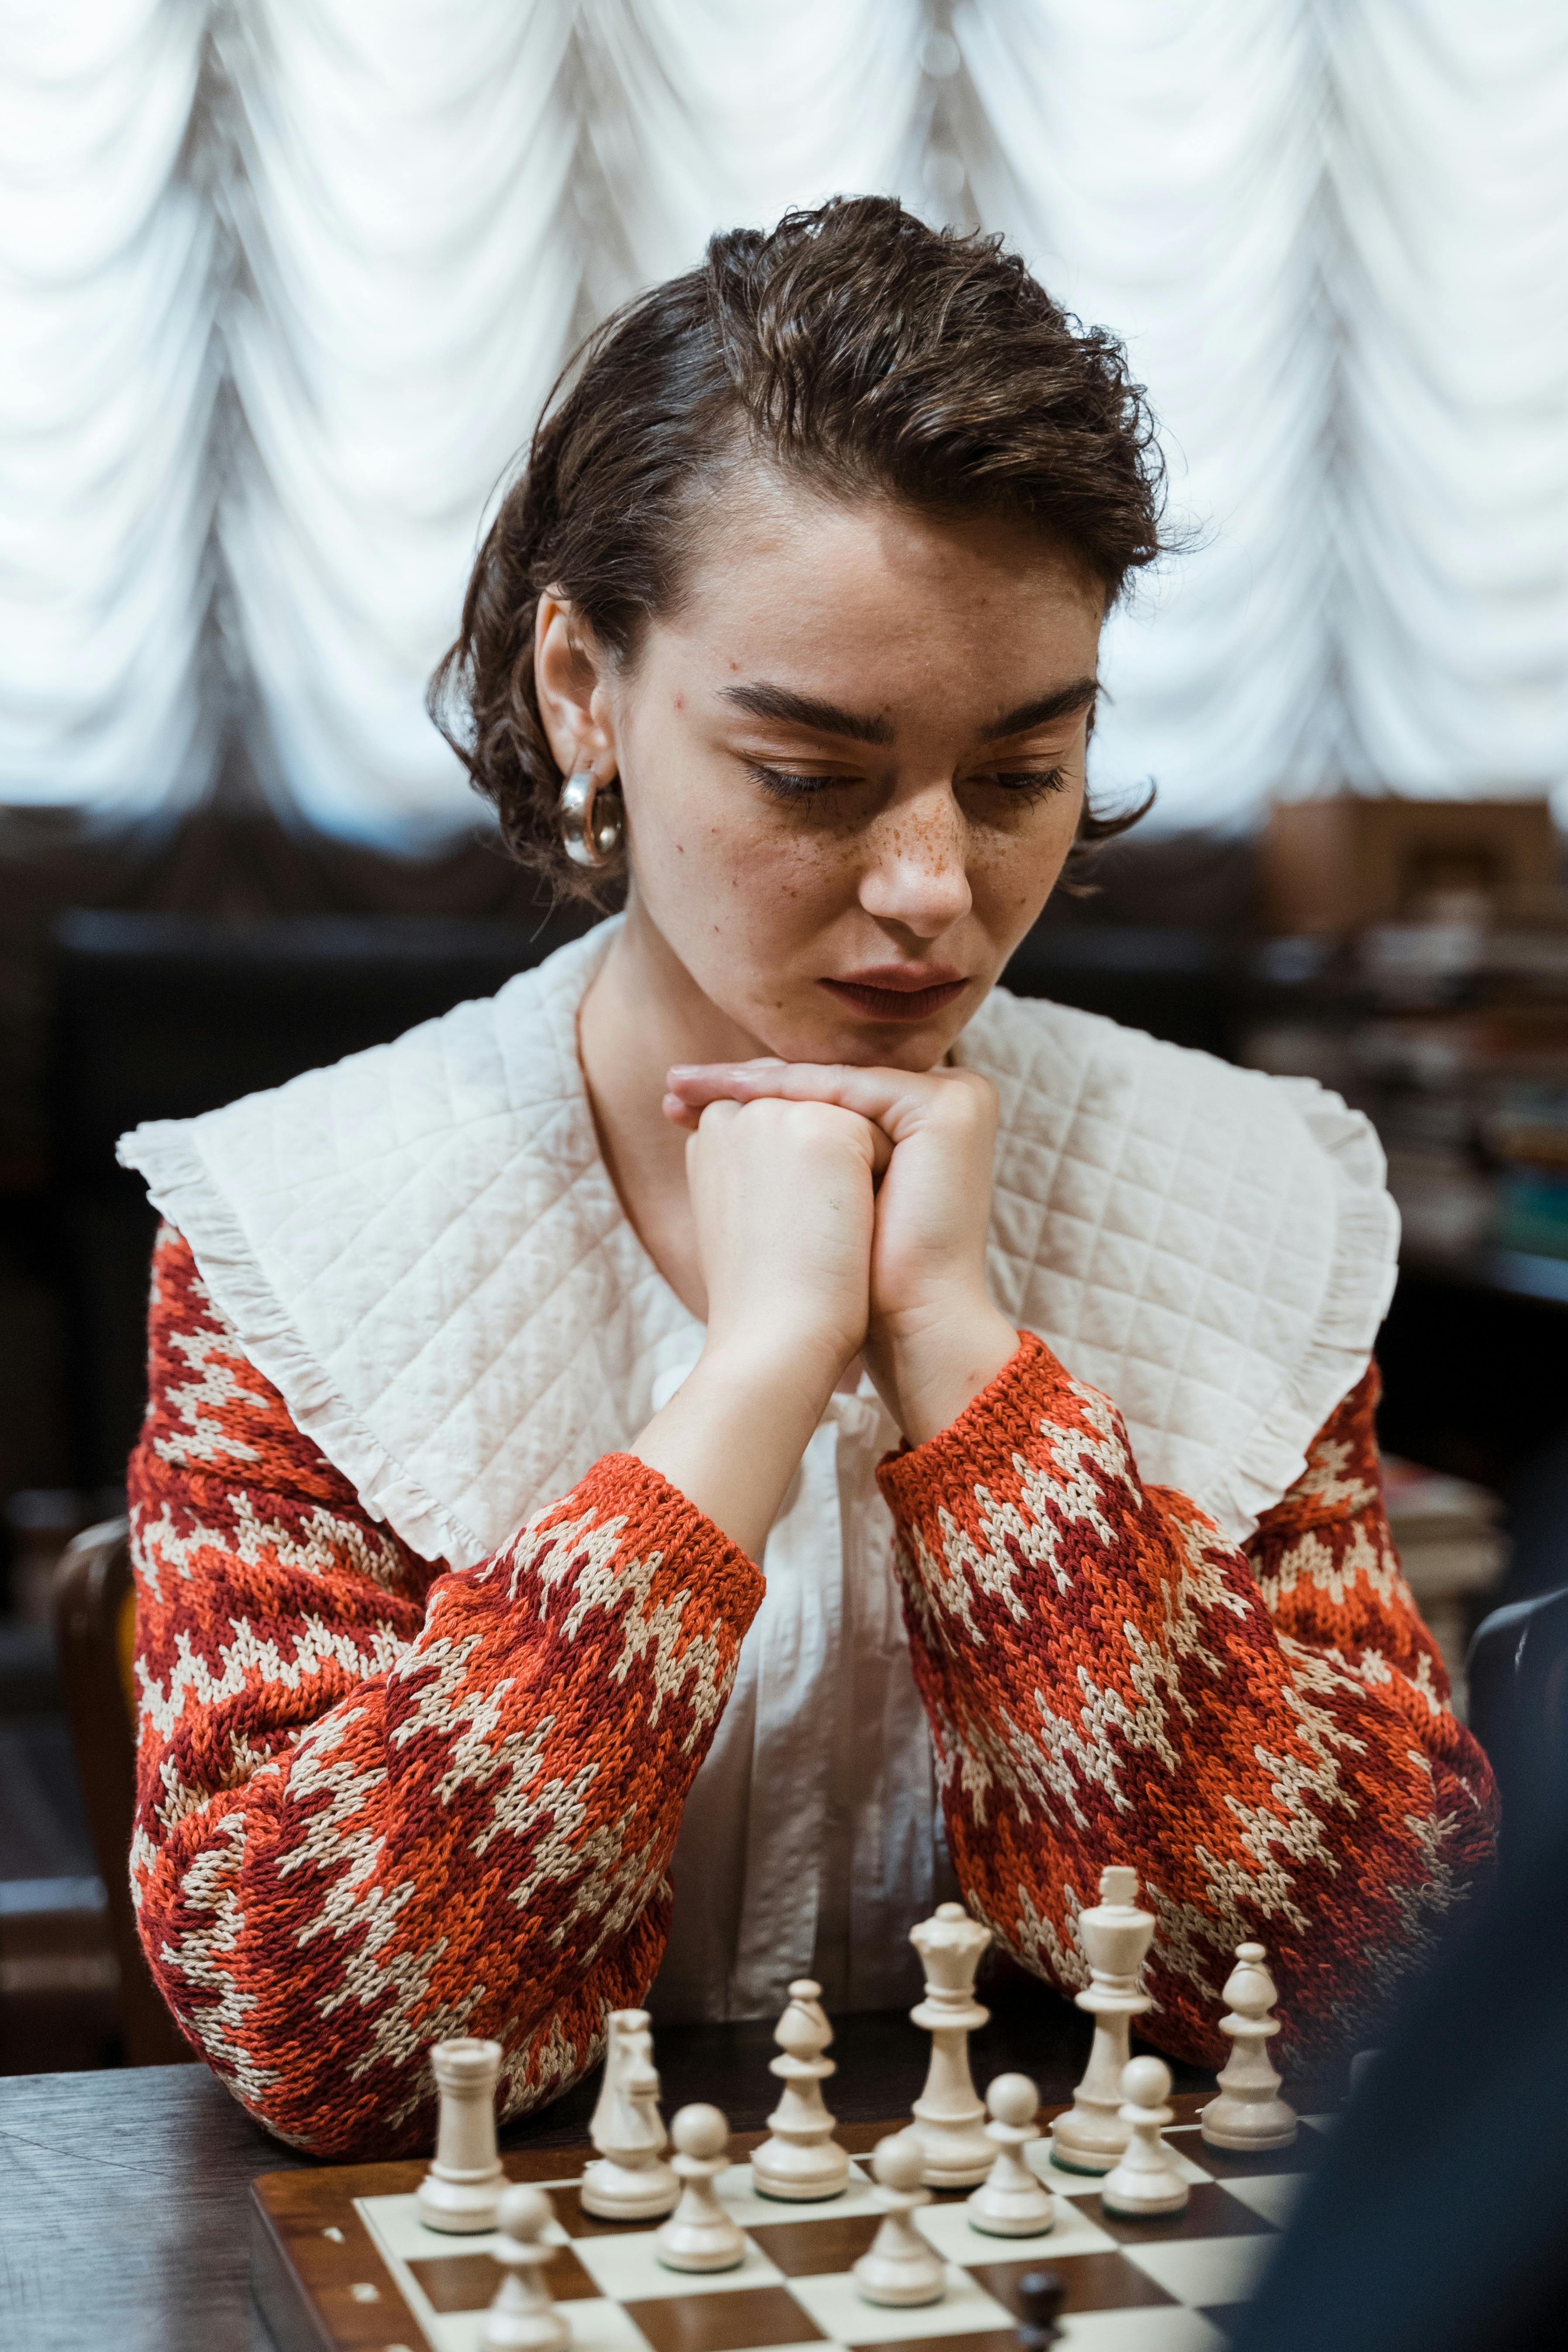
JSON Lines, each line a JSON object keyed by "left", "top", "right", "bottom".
{"left": 649, "top": 1352, "right": 951, "bottom": 2023}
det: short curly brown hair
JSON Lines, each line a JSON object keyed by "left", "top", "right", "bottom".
{"left": 430, "top": 196, "right": 1166, "bottom": 903}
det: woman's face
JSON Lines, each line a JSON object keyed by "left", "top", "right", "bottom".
{"left": 543, "top": 473, "right": 1105, "bottom": 1071}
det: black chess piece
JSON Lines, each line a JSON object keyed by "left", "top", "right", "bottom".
{"left": 1015, "top": 2270, "right": 1065, "bottom": 2352}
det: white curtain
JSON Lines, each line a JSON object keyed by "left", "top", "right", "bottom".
{"left": 1327, "top": 0, "right": 1568, "bottom": 797}
{"left": 0, "top": 0, "right": 217, "bottom": 817}
{"left": 3, "top": 0, "right": 1565, "bottom": 838}
{"left": 217, "top": 0, "right": 581, "bottom": 841}
{"left": 960, "top": 0, "right": 1337, "bottom": 825}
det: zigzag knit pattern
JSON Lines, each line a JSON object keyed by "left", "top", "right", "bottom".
{"left": 129, "top": 1228, "right": 1494, "bottom": 2155}
{"left": 878, "top": 1333, "right": 1496, "bottom": 2066}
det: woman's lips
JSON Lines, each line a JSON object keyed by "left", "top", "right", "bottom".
{"left": 818, "top": 975, "right": 970, "bottom": 1021}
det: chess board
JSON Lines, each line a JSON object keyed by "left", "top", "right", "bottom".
{"left": 252, "top": 2102, "right": 1330, "bottom": 2352}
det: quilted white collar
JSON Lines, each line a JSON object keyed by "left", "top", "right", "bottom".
{"left": 119, "top": 918, "right": 1397, "bottom": 1562}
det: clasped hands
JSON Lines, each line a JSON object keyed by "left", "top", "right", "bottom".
{"left": 665, "top": 1058, "right": 1019, "bottom": 1454}
{"left": 630, "top": 1056, "right": 1019, "bottom": 1559}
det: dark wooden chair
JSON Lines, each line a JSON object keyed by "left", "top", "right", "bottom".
{"left": 53, "top": 1520, "right": 194, "bottom": 2066}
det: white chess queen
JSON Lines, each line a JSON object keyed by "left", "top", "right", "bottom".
{"left": 120, "top": 197, "right": 1484, "bottom": 2158}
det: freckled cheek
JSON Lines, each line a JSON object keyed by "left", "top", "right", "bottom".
{"left": 966, "top": 825, "right": 1067, "bottom": 931}
{"left": 706, "top": 828, "right": 864, "bottom": 940}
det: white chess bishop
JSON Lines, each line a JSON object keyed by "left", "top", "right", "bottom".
{"left": 751, "top": 1978, "right": 850, "bottom": 2201}
{"left": 1048, "top": 1866, "right": 1154, "bottom": 2177}
{"left": 1199, "top": 1942, "right": 1298, "bottom": 2151}
{"left": 908, "top": 1902, "right": 994, "bottom": 2188}
{"left": 418, "top": 2037, "right": 507, "bottom": 2234}
{"left": 581, "top": 2009, "right": 679, "bottom": 2221}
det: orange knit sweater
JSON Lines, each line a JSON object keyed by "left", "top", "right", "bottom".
{"left": 128, "top": 1224, "right": 1495, "bottom": 2155}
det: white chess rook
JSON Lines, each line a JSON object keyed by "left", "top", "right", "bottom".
{"left": 480, "top": 2183, "right": 571, "bottom": 2352}
{"left": 1100, "top": 2058, "right": 1189, "bottom": 2218}
{"left": 751, "top": 1978, "right": 850, "bottom": 2202}
{"left": 417, "top": 2037, "right": 506, "bottom": 2234}
{"left": 656, "top": 2106, "right": 747, "bottom": 2273}
{"left": 908, "top": 1902, "right": 994, "bottom": 2188}
{"left": 1200, "top": 1942, "right": 1298, "bottom": 2151}
{"left": 852, "top": 2132, "right": 947, "bottom": 2307}
{"left": 1048, "top": 1866, "right": 1154, "bottom": 2177}
{"left": 966, "top": 2074, "right": 1057, "bottom": 2238}
{"left": 581, "top": 2010, "right": 679, "bottom": 2221}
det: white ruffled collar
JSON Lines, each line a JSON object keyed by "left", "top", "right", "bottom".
{"left": 120, "top": 917, "right": 1397, "bottom": 1560}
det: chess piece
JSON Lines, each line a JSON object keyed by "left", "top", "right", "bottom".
{"left": 1048, "top": 1866, "right": 1154, "bottom": 2176}
{"left": 852, "top": 2132, "right": 947, "bottom": 2307}
{"left": 656, "top": 2105, "right": 747, "bottom": 2272}
{"left": 1199, "top": 1942, "right": 1297, "bottom": 2151}
{"left": 480, "top": 2183, "right": 571, "bottom": 2352}
{"left": 908, "top": 1901, "right": 994, "bottom": 2187}
{"left": 1100, "top": 2057, "right": 1189, "bottom": 2218}
{"left": 751, "top": 1978, "right": 850, "bottom": 2201}
{"left": 967, "top": 2074, "right": 1057, "bottom": 2237}
{"left": 417, "top": 2036, "right": 506, "bottom": 2233}
{"left": 581, "top": 2010, "right": 679, "bottom": 2220}
{"left": 1014, "top": 2270, "right": 1066, "bottom": 2352}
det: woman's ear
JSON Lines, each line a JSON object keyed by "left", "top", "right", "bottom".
{"left": 535, "top": 593, "right": 618, "bottom": 779}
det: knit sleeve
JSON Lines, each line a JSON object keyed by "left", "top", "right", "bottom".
{"left": 875, "top": 1335, "right": 1497, "bottom": 2070}
{"left": 128, "top": 1225, "right": 763, "bottom": 2156}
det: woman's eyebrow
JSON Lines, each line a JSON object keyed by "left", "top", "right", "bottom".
{"left": 978, "top": 677, "right": 1100, "bottom": 740}
{"left": 721, "top": 681, "right": 895, "bottom": 746}
{"left": 721, "top": 676, "right": 1099, "bottom": 747}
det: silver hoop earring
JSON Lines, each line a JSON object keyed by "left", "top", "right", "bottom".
{"left": 559, "top": 769, "right": 624, "bottom": 869}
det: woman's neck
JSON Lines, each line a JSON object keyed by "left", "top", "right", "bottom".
{"left": 577, "top": 900, "right": 763, "bottom": 1321}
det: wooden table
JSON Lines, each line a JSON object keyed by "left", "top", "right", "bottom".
{"left": 0, "top": 1968, "right": 1271, "bottom": 2352}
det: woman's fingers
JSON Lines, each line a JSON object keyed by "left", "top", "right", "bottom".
{"left": 665, "top": 1058, "right": 986, "bottom": 1145}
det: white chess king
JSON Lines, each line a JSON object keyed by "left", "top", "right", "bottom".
{"left": 1048, "top": 1866, "right": 1154, "bottom": 2177}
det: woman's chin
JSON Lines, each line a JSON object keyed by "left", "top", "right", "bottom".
{"left": 757, "top": 1006, "right": 970, "bottom": 1071}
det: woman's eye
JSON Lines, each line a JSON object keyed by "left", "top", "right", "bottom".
{"left": 744, "top": 762, "right": 847, "bottom": 800}
{"left": 975, "top": 766, "right": 1069, "bottom": 801}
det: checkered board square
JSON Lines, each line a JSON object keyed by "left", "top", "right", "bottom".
{"left": 250, "top": 2114, "right": 1333, "bottom": 2352}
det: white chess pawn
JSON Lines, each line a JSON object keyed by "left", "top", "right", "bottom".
{"left": 1048, "top": 1866, "right": 1154, "bottom": 2178}
{"left": 751, "top": 1978, "right": 850, "bottom": 2202}
{"left": 655, "top": 2105, "right": 747, "bottom": 2273}
{"left": 418, "top": 2037, "right": 506, "bottom": 2233}
{"left": 581, "top": 2012, "right": 678, "bottom": 2220}
{"left": 852, "top": 2132, "right": 947, "bottom": 2307}
{"left": 1200, "top": 1942, "right": 1298, "bottom": 2151}
{"left": 966, "top": 2075, "right": 1057, "bottom": 2238}
{"left": 480, "top": 2184, "right": 570, "bottom": 2352}
{"left": 908, "top": 1902, "right": 994, "bottom": 2187}
{"left": 1100, "top": 2058, "right": 1189, "bottom": 2219}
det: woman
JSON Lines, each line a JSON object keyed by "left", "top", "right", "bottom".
{"left": 121, "top": 198, "right": 1493, "bottom": 2157}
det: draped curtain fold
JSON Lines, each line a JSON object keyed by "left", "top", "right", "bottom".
{"left": 2, "top": 0, "right": 1564, "bottom": 838}
{"left": 0, "top": 0, "right": 218, "bottom": 817}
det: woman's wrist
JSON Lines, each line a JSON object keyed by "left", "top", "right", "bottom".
{"left": 869, "top": 1292, "right": 1020, "bottom": 1448}
{"left": 628, "top": 1332, "right": 847, "bottom": 1561}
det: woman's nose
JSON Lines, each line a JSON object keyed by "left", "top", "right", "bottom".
{"left": 856, "top": 786, "right": 974, "bottom": 938}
